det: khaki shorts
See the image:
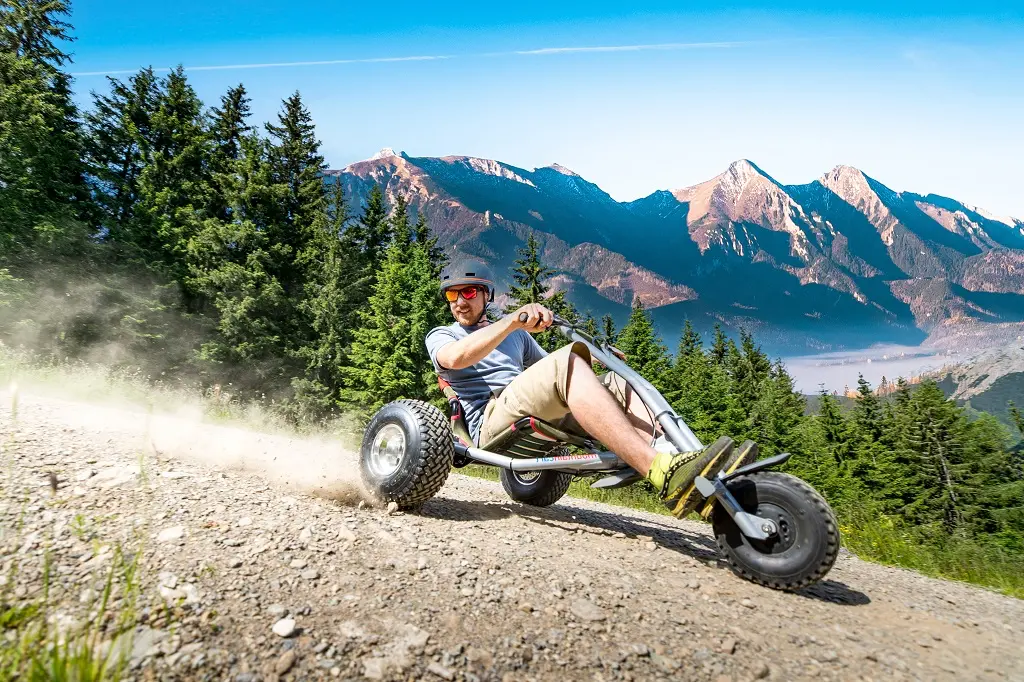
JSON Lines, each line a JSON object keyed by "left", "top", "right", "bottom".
{"left": 478, "top": 342, "right": 645, "bottom": 446}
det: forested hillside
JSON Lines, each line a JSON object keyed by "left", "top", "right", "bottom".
{"left": 1, "top": 1, "right": 1022, "bottom": 592}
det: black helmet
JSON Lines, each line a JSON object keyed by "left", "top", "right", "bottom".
{"left": 439, "top": 258, "right": 495, "bottom": 300}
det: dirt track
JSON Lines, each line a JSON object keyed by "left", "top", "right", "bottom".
{"left": 2, "top": 391, "right": 1023, "bottom": 681}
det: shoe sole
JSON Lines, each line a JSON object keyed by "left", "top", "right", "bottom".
{"left": 668, "top": 436, "right": 733, "bottom": 519}
{"left": 699, "top": 440, "right": 759, "bottom": 520}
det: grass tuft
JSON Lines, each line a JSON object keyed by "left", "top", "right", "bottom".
{"left": 0, "top": 543, "right": 142, "bottom": 681}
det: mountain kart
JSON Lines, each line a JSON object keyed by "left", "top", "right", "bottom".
{"left": 359, "top": 315, "right": 840, "bottom": 590}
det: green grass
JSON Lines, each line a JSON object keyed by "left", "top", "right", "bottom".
{"left": 2, "top": 376, "right": 146, "bottom": 680}
{"left": 838, "top": 509, "right": 1024, "bottom": 599}
{"left": 0, "top": 544, "right": 143, "bottom": 681}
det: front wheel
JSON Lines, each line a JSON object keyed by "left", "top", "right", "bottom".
{"left": 711, "top": 471, "right": 839, "bottom": 590}
{"left": 360, "top": 400, "right": 453, "bottom": 510}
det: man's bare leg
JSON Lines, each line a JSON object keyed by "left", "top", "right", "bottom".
{"left": 564, "top": 353, "right": 657, "bottom": 475}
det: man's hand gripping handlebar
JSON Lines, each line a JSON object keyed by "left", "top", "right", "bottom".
{"left": 515, "top": 311, "right": 625, "bottom": 361}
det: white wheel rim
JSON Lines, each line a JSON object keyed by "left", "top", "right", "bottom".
{"left": 368, "top": 423, "right": 406, "bottom": 478}
{"left": 514, "top": 470, "right": 542, "bottom": 485}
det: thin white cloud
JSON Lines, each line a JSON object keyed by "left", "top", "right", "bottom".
{"left": 70, "top": 40, "right": 746, "bottom": 77}
{"left": 515, "top": 41, "right": 744, "bottom": 55}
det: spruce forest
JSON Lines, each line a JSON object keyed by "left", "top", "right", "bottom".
{"left": 1, "top": 1, "right": 1022, "bottom": 594}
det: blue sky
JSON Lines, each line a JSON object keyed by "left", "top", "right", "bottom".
{"left": 67, "top": 1, "right": 1024, "bottom": 217}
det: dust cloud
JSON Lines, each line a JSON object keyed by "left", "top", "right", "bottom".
{"left": 2, "top": 385, "right": 370, "bottom": 506}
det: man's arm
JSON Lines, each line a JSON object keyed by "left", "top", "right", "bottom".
{"left": 436, "top": 303, "right": 553, "bottom": 370}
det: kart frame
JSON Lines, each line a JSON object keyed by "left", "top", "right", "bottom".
{"left": 449, "top": 316, "right": 788, "bottom": 541}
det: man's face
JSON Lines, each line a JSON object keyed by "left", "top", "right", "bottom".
{"left": 447, "top": 285, "right": 488, "bottom": 326}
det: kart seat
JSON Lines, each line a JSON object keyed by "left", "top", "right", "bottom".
{"left": 437, "top": 376, "right": 593, "bottom": 457}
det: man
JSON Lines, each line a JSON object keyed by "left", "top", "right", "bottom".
{"left": 425, "top": 258, "right": 756, "bottom": 518}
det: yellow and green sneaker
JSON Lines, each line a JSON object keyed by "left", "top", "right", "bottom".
{"left": 699, "top": 439, "right": 759, "bottom": 520}
{"left": 648, "top": 436, "right": 734, "bottom": 519}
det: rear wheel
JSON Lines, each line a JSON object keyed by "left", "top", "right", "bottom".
{"left": 500, "top": 465, "right": 573, "bottom": 507}
{"left": 711, "top": 471, "right": 839, "bottom": 590}
{"left": 360, "top": 400, "right": 453, "bottom": 510}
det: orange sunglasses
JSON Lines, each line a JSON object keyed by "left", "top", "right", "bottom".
{"left": 443, "top": 286, "right": 483, "bottom": 302}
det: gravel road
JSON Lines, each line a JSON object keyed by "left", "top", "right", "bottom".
{"left": 2, "top": 390, "right": 1022, "bottom": 682}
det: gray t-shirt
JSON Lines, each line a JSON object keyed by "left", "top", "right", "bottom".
{"left": 425, "top": 322, "right": 547, "bottom": 444}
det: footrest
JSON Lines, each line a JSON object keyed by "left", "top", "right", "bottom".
{"left": 590, "top": 469, "right": 642, "bottom": 489}
{"left": 719, "top": 452, "right": 791, "bottom": 482}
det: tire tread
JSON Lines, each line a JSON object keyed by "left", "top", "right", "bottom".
{"left": 500, "top": 469, "right": 573, "bottom": 507}
{"left": 363, "top": 400, "right": 453, "bottom": 510}
{"left": 713, "top": 471, "right": 840, "bottom": 591}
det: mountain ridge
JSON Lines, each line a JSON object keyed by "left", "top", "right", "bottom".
{"left": 325, "top": 151, "right": 1024, "bottom": 355}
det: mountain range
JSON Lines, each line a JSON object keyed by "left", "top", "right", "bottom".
{"left": 325, "top": 150, "right": 1024, "bottom": 356}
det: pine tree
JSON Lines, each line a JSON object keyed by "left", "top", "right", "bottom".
{"left": 0, "top": 0, "right": 90, "bottom": 258}
{"left": 390, "top": 194, "right": 412, "bottom": 254}
{"left": 0, "top": 0, "right": 73, "bottom": 67}
{"left": 665, "top": 319, "right": 703, "bottom": 415}
{"left": 135, "top": 66, "right": 213, "bottom": 282}
{"left": 354, "top": 184, "right": 391, "bottom": 264}
{"left": 710, "top": 324, "right": 729, "bottom": 367}
{"left": 328, "top": 184, "right": 392, "bottom": 323}
{"left": 897, "top": 381, "right": 969, "bottom": 534}
{"left": 816, "top": 388, "right": 852, "bottom": 466}
{"left": 615, "top": 298, "right": 669, "bottom": 389}
{"left": 748, "top": 361, "right": 806, "bottom": 456}
{"left": 342, "top": 205, "right": 448, "bottom": 411}
{"left": 852, "top": 374, "right": 883, "bottom": 442}
{"left": 264, "top": 91, "right": 326, "bottom": 295}
{"left": 783, "top": 387, "right": 862, "bottom": 508}
{"left": 731, "top": 329, "right": 772, "bottom": 422}
{"left": 678, "top": 319, "right": 701, "bottom": 358}
{"left": 84, "top": 68, "right": 161, "bottom": 245}
{"left": 208, "top": 83, "right": 252, "bottom": 221}
{"left": 413, "top": 211, "right": 444, "bottom": 277}
{"left": 1009, "top": 401, "right": 1024, "bottom": 439}
{"left": 504, "top": 232, "right": 578, "bottom": 351}
{"left": 290, "top": 181, "right": 361, "bottom": 417}
{"left": 691, "top": 356, "right": 745, "bottom": 444}
{"left": 581, "top": 312, "right": 600, "bottom": 343}
{"left": 601, "top": 314, "right": 617, "bottom": 346}
{"left": 189, "top": 92, "right": 327, "bottom": 391}
{"left": 508, "top": 233, "right": 551, "bottom": 305}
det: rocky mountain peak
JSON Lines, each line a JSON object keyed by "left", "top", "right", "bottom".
{"left": 723, "top": 159, "right": 773, "bottom": 184}
{"left": 543, "top": 163, "right": 580, "bottom": 177}
{"left": 820, "top": 165, "right": 873, "bottom": 201}
{"left": 369, "top": 147, "right": 401, "bottom": 160}
{"left": 715, "top": 159, "right": 782, "bottom": 205}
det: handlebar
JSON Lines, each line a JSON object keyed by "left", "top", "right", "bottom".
{"left": 517, "top": 311, "right": 569, "bottom": 327}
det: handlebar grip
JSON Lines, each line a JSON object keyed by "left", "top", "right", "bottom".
{"left": 516, "top": 311, "right": 568, "bottom": 328}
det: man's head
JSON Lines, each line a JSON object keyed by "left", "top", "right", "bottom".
{"left": 440, "top": 258, "right": 494, "bottom": 326}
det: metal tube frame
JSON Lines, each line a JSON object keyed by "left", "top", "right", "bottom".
{"left": 454, "top": 441, "right": 626, "bottom": 473}
{"left": 454, "top": 314, "right": 779, "bottom": 540}
{"left": 554, "top": 322, "right": 704, "bottom": 453}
